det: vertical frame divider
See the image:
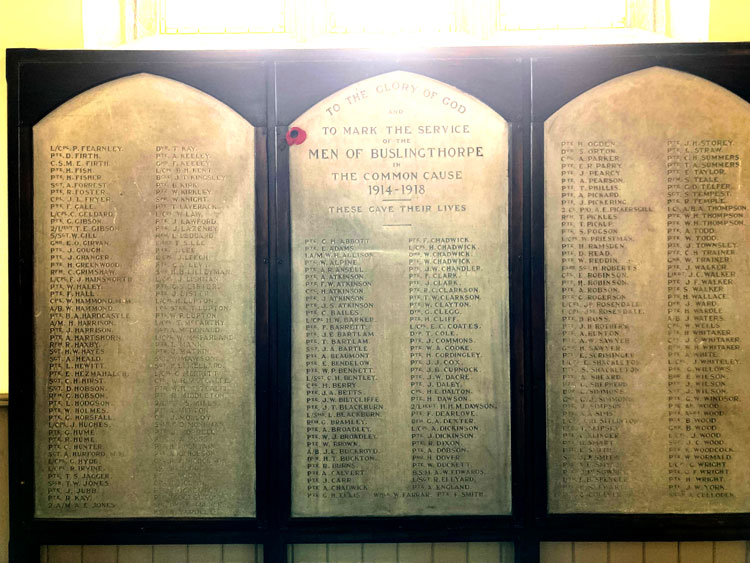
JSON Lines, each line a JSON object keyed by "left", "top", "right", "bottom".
{"left": 529, "top": 56, "right": 549, "bottom": 529}
{"left": 267, "top": 61, "right": 289, "bottom": 562}
{"left": 254, "top": 122, "right": 272, "bottom": 537}
{"left": 7, "top": 51, "right": 40, "bottom": 563}
{"left": 518, "top": 55, "right": 541, "bottom": 563}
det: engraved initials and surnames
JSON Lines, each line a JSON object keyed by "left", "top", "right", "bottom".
{"left": 34, "top": 74, "right": 256, "bottom": 517}
{"left": 290, "top": 72, "right": 511, "bottom": 516}
{"left": 546, "top": 67, "right": 750, "bottom": 513}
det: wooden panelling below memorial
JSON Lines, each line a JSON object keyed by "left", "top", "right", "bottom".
{"left": 289, "top": 543, "right": 514, "bottom": 563}
{"left": 0, "top": 400, "right": 7, "bottom": 563}
{"left": 42, "top": 545, "right": 262, "bottom": 563}
{"left": 539, "top": 541, "right": 749, "bottom": 563}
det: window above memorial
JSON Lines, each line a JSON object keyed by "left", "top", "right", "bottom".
{"left": 80, "top": 0, "right": 726, "bottom": 49}
{"left": 160, "top": 0, "right": 285, "bottom": 33}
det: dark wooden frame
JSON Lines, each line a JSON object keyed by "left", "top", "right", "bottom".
{"left": 6, "top": 53, "right": 274, "bottom": 562}
{"left": 271, "top": 55, "right": 528, "bottom": 559}
{"left": 529, "top": 43, "right": 750, "bottom": 547}
{"left": 6, "top": 43, "right": 750, "bottom": 563}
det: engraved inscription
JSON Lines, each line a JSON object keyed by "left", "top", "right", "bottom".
{"left": 291, "top": 71, "right": 511, "bottom": 516}
{"left": 546, "top": 67, "right": 750, "bottom": 513}
{"left": 34, "top": 74, "right": 255, "bottom": 517}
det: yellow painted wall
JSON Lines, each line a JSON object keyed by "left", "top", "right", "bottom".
{"left": 709, "top": 0, "right": 750, "bottom": 40}
{"left": 0, "top": 0, "right": 84, "bottom": 395}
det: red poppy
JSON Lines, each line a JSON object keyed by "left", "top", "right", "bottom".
{"left": 286, "top": 127, "right": 307, "bottom": 145}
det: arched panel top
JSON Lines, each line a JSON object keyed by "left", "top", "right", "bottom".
{"left": 36, "top": 72, "right": 254, "bottom": 131}
{"left": 292, "top": 70, "right": 507, "bottom": 132}
{"left": 546, "top": 66, "right": 750, "bottom": 136}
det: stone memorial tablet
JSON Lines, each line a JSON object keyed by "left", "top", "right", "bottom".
{"left": 34, "top": 74, "right": 255, "bottom": 517}
{"left": 290, "top": 71, "right": 511, "bottom": 516}
{"left": 546, "top": 67, "right": 750, "bottom": 512}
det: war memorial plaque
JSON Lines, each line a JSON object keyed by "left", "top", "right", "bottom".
{"left": 545, "top": 67, "right": 750, "bottom": 513}
{"left": 290, "top": 71, "right": 511, "bottom": 516}
{"left": 33, "top": 74, "right": 256, "bottom": 517}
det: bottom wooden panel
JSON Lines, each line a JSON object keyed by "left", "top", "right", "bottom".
{"left": 43, "top": 545, "right": 262, "bottom": 563}
{"left": 540, "top": 542, "right": 749, "bottom": 563}
{"left": 0, "top": 406, "right": 7, "bottom": 563}
{"left": 289, "top": 543, "right": 513, "bottom": 563}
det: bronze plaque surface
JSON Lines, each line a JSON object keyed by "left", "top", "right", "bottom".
{"left": 34, "top": 74, "right": 255, "bottom": 517}
{"left": 290, "top": 71, "right": 511, "bottom": 516}
{"left": 546, "top": 67, "right": 750, "bottom": 513}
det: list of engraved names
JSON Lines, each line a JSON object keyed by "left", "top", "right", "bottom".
{"left": 546, "top": 67, "right": 750, "bottom": 513}
{"left": 44, "top": 145, "right": 128, "bottom": 514}
{"left": 291, "top": 71, "right": 511, "bottom": 516}
{"left": 34, "top": 75, "right": 255, "bottom": 518}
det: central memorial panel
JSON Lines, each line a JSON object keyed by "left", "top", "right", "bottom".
{"left": 290, "top": 71, "right": 511, "bottom": 516}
